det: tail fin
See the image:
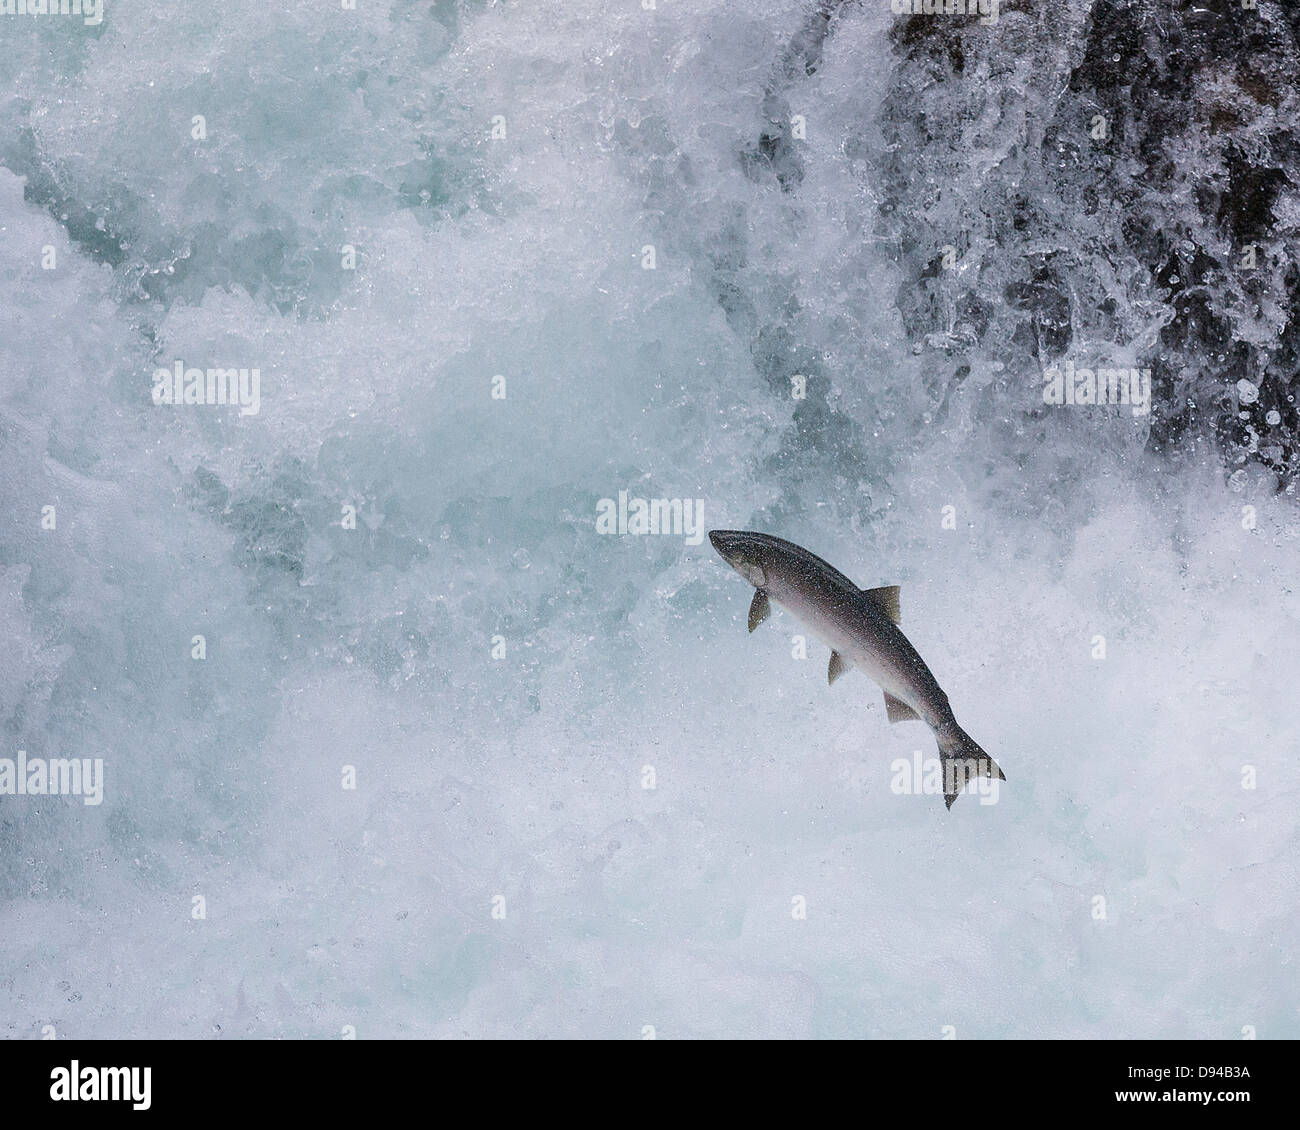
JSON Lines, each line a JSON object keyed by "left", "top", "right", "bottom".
{"left": 937, "top": 723, "right": 1005, "bottom": 810}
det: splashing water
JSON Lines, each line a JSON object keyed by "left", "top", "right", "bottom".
{"left": 1, "top": 1, "right": 1297, "bottom": 1038}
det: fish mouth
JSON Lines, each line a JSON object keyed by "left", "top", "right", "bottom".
{"left": 708, "top": 529, "right": 748, "bottom": 562}
{"left": 708, "top": 530, "right": 768, "bottom": 588}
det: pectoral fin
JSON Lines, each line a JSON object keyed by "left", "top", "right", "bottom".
{"left": 864, "top": 585, "right": 901, "bottom": 624}
{"left": 884, "top": 692, "right": 921, "bottom": 723}
{"left": 748, "top": 589, "right": 771, "bottom": 633}
{"left": 828, "top": 650, "right": 849, "bottom": 685}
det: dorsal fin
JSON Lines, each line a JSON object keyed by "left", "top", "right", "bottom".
{"left": 748, "top": 589, "right": 771, "bottom": 633}
{"left": 863, "top": 584, "right": 900, "bottom": 624}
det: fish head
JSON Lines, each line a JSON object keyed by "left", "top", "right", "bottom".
{"left": 708, "top": 529, "right": 770, "bottom": 590}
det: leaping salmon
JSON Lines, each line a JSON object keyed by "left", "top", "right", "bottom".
{"left": 708, "top": 529, "right": 1005, "bottom": 808}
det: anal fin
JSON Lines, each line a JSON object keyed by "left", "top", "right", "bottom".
{"left": 748, "top": 589, "right": 771, "bottom": 633}
{"left": 828, "top": 650, "right": 849, "bottom": 685}
{"left": 884, "top": 692, "right": 921, "bottom": 723}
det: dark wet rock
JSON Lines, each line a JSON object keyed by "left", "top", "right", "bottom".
{"left": 882, "top": 0, "right": 1300, "bottom": 486}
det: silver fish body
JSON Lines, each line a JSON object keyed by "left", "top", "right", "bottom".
{"left": 708, "top": 529, "right": 1004, "bottom": 808}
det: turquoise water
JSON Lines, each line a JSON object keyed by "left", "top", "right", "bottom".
{"left": 1, "top": 2, "right": 1297, "bottom": 1038}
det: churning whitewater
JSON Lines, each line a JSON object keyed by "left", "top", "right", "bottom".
{"left": 0, "top": 0, "right": 1297, "bottom": 1040}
